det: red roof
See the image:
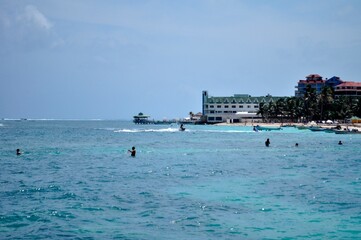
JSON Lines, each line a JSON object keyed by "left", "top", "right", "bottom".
{"left": 306, "top": 74, "right": 322, "bottom": 78}
{"left": 298, "top": 80, "right": 325, "bottom": 84}
{"left": 298, "top": 73, "right": 324, "bottom": 83}
{"left": 336, "top": 82, "right": 361, "bottom": 87}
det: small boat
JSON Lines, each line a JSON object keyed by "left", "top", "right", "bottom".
{"left": 309, "top": 126, "right": 327, "bottom": 131}
{"left": 255, "top": 125, "right": 282, "bottom": 131}
{"left": 282, "top": 124, "right": 296, "bottom": 128}
{"left": 324, "top": 128, "right": 337, "bottom": 133}
{"left": 297, "top": 125, "right": 309, "bottom": 130}
{"left": 334, "top": 129, "right": 361, "bottom": 134}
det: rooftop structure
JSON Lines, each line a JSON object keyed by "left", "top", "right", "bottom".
{"left": 133, "top": 112, "right": 152, "bottom": 124}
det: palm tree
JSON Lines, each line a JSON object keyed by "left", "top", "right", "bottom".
{"left": 257, "top": 102, "right": 272, "bottom": 122}
{"left": 264, "top": 90, "right": 361, "bottom": 123}
{"left": 267, "top": 101, "right": 277, "bottom": 122}
{"left": 352, "top": 97, "right": 361, "bottom": 117}
{"left": 318, "top": 86, "right": 334, "bottom": 120}
{"left": 284, "top": 97, "right": 301, "bottom": 122}
{"left": 303, "top": 85, "right": 318, "bottom": 121}
{"left": 275, "top": 98, "right": 286, "bottom": 123}
{"left": 351, "top": 97, "right": 361, "bottom": 117}
{"left": 333, "top": 96, "right": 353, "bottom": 121}
{"left": 295, "top": 97, "right": 305, "bottom": 122}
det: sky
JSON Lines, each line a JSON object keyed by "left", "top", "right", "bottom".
{"left": 1, "top": 0, "right": 361, "bottom": 120}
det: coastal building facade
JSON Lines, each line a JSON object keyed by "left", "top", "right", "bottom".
{"left": 295, "top": 74, "right": 361, "bottom": 97}
{"left": 335, "top": 82, "right": 361, "bottom": 96}
{"left": 295, "top": 74, "right": 324, "bottom": 97}
{"left": 202, "top": 91, "right": 284, "bottom": 123}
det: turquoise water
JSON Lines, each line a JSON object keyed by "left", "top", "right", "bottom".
{"left": 1, "top": 120, "right": 360, "bottom": 239}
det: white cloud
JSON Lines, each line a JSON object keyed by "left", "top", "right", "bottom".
{"left": 24, "top": 5, "right": 52, "bottom": 30}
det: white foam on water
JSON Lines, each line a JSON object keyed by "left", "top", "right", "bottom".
{"left": 202, "top": 129, "right": 253, "bottom": 133}
{"left": 114, "top": 127, "right": 180, "bottom": 133}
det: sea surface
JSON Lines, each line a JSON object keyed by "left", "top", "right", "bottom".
{"left": 1, "top": 120, "right": 361, "bottom": 239}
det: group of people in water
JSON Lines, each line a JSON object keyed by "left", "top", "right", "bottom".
{"left": 126, "top": 125, "right": 186, "bottom": 157}
{"left": 15, "top": 123, "right": 344, "bottom": 157}
{"left": 264, "top": 139, "right": 343, "bottom": 147}
{"left": 15, "top": 138, "right": 344, "bottom": 157}
{"left": 16, "top": 147, "right": 137, "bottom": 157}
{"left": 126, "top": 124, "right": 186, "bottom": 157}
{"left": 126, "top": 137, "right": 344, "bottom": 157}
{"left": 125, "top": 138, "right": 342, "bottom": 156}
{"left": 14, "top": 124, "right": 188, "bottom": 158}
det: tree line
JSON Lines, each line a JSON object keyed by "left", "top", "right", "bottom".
{"left": 257, "top": 85, "right": 361, "bottom": 123}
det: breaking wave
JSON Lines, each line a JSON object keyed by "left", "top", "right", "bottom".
{"left": 114, "top": 128, "right": 181, "bottom": 133}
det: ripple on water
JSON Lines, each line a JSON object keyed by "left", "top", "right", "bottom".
{"left": 1, "top": 121, "right": 361, "bottom": 239}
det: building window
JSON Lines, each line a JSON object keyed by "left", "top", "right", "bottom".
{"left": 225, "top": 105, "right": 229, "bottom": 108}
{"left": 210, "top": 105, "right": 214, "bottom": 108}
{"left": 210, "top": 110, "right": 214, "bottom": 114}
{"left": 254, "top": 105, "right": 259, "bottom": 108}
{"left": 216, "top": 117, "right": 222, "bottom": 121}
{"left": 239, "top": 105, "right": 243, "bottom": 108}
{"left": 208, "top": 117, "right": 215, "bottom": 121}
{"left": 217, "top": 105, "right": 221, "bottom": 108}
{"left": 232, "top": 105, "right": 236, "bottom": 108}
{"left": 247, "top": 105, "right": 251, "bottom": 108}
{"left": 205, "top": 105, "right": 208, "bottom": 108}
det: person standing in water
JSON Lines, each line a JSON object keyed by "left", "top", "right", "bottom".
{"left": 16, "top": 149, "right": 21, "bottom": 155}
{"left": 265, "top": 138, "right": 270, "bottom": 147}
{"left": 128, "top": 146, "right": 136, "bottom": 157}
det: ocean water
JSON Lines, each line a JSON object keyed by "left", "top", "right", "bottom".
{"left": 1, "top": 120, "right": 360, "bottom": 239}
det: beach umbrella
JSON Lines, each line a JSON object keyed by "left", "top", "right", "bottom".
{"left": 326, "top": 120, "right": 333, "bottom": 124}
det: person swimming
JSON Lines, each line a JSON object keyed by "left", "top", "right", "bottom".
{"left": 179, "top": 124, "right": 185, "bottom": 131}
{"left": 16, "top": 149, "right": 21, "bottom": 155}
{"left": 338, "top": 141, "right": 343, "bottom": 145}
{"left": 265, "top": 138, "right": 270, "bottom": 147}
{"left": 128, "top": 146, "right": 136, "bottom": 157}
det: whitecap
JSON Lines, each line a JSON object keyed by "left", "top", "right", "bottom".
{"left": 114, "top": 129, "right": 140, "bottom": 133}
{"left": 114, "top": 128, "right": 180, "bottom": 133}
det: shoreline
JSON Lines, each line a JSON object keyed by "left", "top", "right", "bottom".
{"left": 214, "top": 122, "right": 361, "bottom": 131}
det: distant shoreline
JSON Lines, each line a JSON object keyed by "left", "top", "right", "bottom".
{"left": 214, "top": 122, "right": 361, "bottom": 131}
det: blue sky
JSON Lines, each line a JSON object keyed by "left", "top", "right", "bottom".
{"left": 1, "top": 0, "right": 361, "bottom": 120}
